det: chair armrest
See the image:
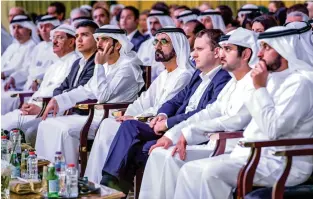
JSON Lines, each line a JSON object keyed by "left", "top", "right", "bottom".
{"left": 210, "top": 131, "right": 244, "bottom": 157}
{"left": 10, "top": 92, "right": 34, "bottom": 98}
{"left": 35, "top": 97, "right": 52, "bottom": 118}
{"left": 238, "top": 138, "right": 313, "bottom": 198}
{"left": 272, "top": 148, "right": 313, "bottom": 199}
{"left": 11, "top": 92, "right": 35, "bottom": 108}
{"left": 239, "top": 138, "right": 313, "bottom": 148}
{"left": 274, "top": 149, "right": 313, "bottom": 156}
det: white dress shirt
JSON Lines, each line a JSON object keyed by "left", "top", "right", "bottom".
{"left": 126, "top": 29, "right": 137, "bottom": 41}
{"left": 72, "top": 58, "right": 87, "bottom": 87}
{"left": 185, "top": 66, "right": 222, "bottom": 113}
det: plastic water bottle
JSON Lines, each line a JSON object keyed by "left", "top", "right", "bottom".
{"left": 66, "top": 164, "right": 78, "bottom": 198}
{"left": 27, "top": 151, "right": 38, "bottom": 180}
{"left": 21, "top": 149, "right": 29, "bottom": 178}
{"left": 10, "top": 129, "right": 22, "bottom": 160}
{"left": 1, "top": 135, "right": 8, "bottom": 161}
{"left": 58, "top": 162, "right": 67, "bottom": 197}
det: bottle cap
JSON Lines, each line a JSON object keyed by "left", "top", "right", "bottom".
{"left": 29, "top": 151, "right": 35, "bottom": 155}
{"left": 55, "top": 151, "right": 62, "bottom": 155}
{"left": 1, "top": 135, "right": 7, "bottom": 139}
{"left": 67, "top": 163, "right": 75, "bottom": 167}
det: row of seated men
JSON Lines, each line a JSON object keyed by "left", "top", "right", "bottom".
{"left": 1, "top": 2, "right": 313, "bottom": 199}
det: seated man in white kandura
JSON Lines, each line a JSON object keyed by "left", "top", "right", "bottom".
{"left": 85, "top": 26, "right": 195, "bottom": 183}
{"left": 2, "top": 15, "right": 60, "bottom": 115}
{"left": 35, "top": 25, "right": 145, "bottom": 167}
{"left": 173, "top": 26, "right": 313, "bottom": 199}
{"left": 139, "top": 28, "right": 259, "bottom": 199}
{"left": 1, "top": 24, "right": 79, "bottom": 144}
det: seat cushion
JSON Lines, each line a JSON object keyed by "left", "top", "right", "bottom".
{"left": 245, "top": 185, "right": 313, "bottom": 199}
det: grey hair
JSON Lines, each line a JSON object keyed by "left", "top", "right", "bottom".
{"left": 287, "top": 11, "right": 309, "bottom": 22}
{"left": 70, "top": 7, "right": 90, "bottom": 19}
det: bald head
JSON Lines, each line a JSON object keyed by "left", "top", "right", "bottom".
{"left": 9, "top": 7, "right": 25, "bottom": 22}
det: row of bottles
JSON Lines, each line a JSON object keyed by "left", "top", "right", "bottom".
{"left": 42, "top": 152, "right": 78, "bottom": 198}
{"left": 2, "top": 133, "right": 79, "bottom": 198}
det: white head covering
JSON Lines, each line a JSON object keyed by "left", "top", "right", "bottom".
{"left": 287, "top": 11, "right": 309, "bottom": 22}
{"left": 219, "top": 27, "right": 259, "bottom": 67}
{"left": 93, "top": 24, "right": 145, "bottom": 87}
{"left": 176, "top": 10, "right": 198, "bottom": 24}
{"left": 110, "top": 4, "right": 125, "bottom": 14}
{"left": 258, "top": 26, "right": 313, "bottom": 83}
{"left": 10, "top": 15, "right": 41, "bottom": 44}
{"left": 155, "top": 26, "right": 194, "bottom": 74}
{"left": 147, "top": 10, "right": 175, "bottom": 38}
{"left": 80, "top": 5, "right": 92, "bottom": 13}
{"left": 197, "top": 9, "right": 226, "bottom": 32}
{"left": 72, "top": 17, "right": 93, "bottom": 28}
{"left": 50, "top": 24, "right": 76, "bottom": 40}
{"left": 285, "top": 21, "right": 313, "bottom": 66}
{"left": 36, "top": 15, "right": 61, "bottom": 28}
{"left": 237, "top": 4, "right": 260, "bottom": 18}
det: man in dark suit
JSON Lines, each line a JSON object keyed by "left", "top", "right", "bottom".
{"left": 99, "top": 29, "right": 231, "bottom": 194}
{"left": 53, "top": 20, "right": 98, "bottom": 114}
{"left": 119, "top": 6, "right": 148, "bottom": 52}
{"left": 53, "top": 20, "right": 98, "bottom": 96}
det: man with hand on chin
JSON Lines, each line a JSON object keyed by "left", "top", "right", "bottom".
{"left": 35, "top": 25, "right": 144, "bottom": 167}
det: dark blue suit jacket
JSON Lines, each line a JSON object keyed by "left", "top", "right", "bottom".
{"left": 131, "top": 30, "right": 148, "bottom": 52}
{"left": 157, "top": 68, "right": 231, "bottom": 128}
{"left": 53, "top": 52, "right": 96, "bottom": 96}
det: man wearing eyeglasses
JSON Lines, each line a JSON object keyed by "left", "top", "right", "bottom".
{"left": 1, "top": 24, "right": 79, "bottom": 144}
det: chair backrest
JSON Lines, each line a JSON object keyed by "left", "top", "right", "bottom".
{"left": 140, "top": 65, "right": 151, "bottom": 94}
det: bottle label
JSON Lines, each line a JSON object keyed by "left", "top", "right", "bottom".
{"left": 49, "top": 179, "right": 59, "bottom": 193}
{"left": 11, "top": 167, "right": 20, "bottom": 178}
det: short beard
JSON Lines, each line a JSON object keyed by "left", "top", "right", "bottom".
{"left": 155, "top": 49, "right": 176, "bottom": 62}
{"left": 260, "top": 55, "right": 282, "bottom": 72}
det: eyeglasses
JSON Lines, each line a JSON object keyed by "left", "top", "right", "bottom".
{"left": 52, "top": 35, "right": 68, "bottom": 42}
{"left": 152, "top": 38, "right": 171, "bottom": 47}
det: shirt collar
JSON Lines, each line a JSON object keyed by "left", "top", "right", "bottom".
{"left": 127, "top": 29, "right": 138, "bottom": 41}
{"left": 199, "top": 65, "right": 222, "bottom": 81}
{"left": 79, "top": 57, "right": 87, "bottom": 67}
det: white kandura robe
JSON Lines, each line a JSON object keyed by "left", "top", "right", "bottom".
{"left": 137, "top": 38, "right": 165, "bottom": 81}
{"left": 174, "top": 69, "right": 313, "bottom": 199}
{"left": 1, "top": 41, "right": 58, "bottom": 115}
{"left": 84, "top": 67, "right": 193, "bottom": 183}
{"left": 1, "top": 39, "right": 36, "bottom": 89}
{"left": 139, "top": 71, "right": 255, "bottom": 199}
{"left": 35, "top": 56, "right": 144, "bottom": 167}
{"left": 1, "top": 51, "right": 79, "bottom": 145}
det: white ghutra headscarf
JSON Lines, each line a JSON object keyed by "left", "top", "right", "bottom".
{"left": 93, "top": 25, "right": 145, "bottom": 88}
{"left": 10, "top": 15, "right": 41, "bottom": 44}
{"left": 146, "top": 10, "right": 175, "bottom": 38}
{"left": 155, "top": 26, "right": 195, "bottom": 74}
{"left": 197, "top": 9, "right": 226, "bottom": 32}
{"left": 284, "top": 21, "right": 313, "bottom": 66}
{"left": 258, "top": 26, "right": 313, "bottom": 83}
{"left": 219, "top": 27, "right": 259, "bottom": 67}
